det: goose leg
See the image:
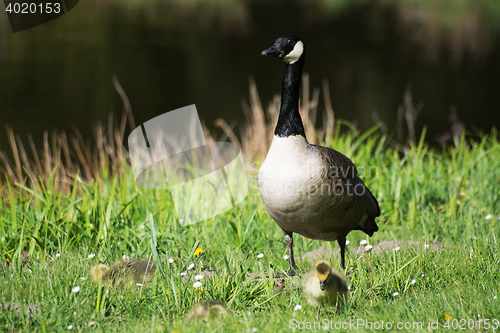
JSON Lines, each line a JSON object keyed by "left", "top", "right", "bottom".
{"left": 338, "top": 237, "right": 347, "bottom": 270}
{"left": 284, "top": 232, "right": 298, "bottom": 275}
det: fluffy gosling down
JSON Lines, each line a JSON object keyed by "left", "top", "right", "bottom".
{"left": 187, "top": 300, "right": 228, "bottom": 323}
{"left": 90, "top": 259, "right": 156, "bottom": 287}
{"left": 258, "top": 35, "right": 380, "bottom": 272}
{"left": 301, "top": 260, "right": 348, "bottom": 308}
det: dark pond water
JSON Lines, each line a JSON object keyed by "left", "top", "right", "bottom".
{"left": 1, "top": 0, "right": 500, "bottom": 156}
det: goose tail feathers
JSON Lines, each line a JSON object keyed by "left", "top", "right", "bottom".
{"left": 355, "top": 215, "right": 379, "bottom": 237}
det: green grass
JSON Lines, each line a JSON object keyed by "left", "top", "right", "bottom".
{"left": 1, "top": 123, "right": 500, "bottom": 332}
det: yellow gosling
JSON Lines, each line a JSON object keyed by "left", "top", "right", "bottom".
{"left": 301, "top": 260, "right": 348, "bottom": 308}
{"left": 90, "top": 259, "right": 156, "bottom": 288}
{"left": 187, "top": 300, "right": 228, "bottom": 323}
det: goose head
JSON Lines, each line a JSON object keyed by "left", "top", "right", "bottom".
{"left": 314, "top": 260, "right": 332, "bottom": 291}
{"left": 90, "top": 261, "right": 110, "bottom": 283}
{"left": 261, "top": 35, "right": 304, "bottom": 64}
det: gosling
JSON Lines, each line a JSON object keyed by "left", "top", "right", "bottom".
{"left": 301, "top": 260, "right": 348, "bottom": 308}
{"left": 187, "top": 300, "right": 228, "bottom": 323}
{"left": 90, "top": 259, "right": 156, "bottom": 288}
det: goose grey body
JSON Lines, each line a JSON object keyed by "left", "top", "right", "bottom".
{"left": 258, "top": 35, "right": 380, "bottom": 271}
{"left": 258, "top": 135, "right": 378, "bottom": 240}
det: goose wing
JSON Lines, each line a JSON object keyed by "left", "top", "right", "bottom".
{"left": 315, "top": 144, "right": 380, "bottom": 218}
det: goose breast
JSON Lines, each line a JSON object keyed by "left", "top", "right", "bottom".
{"left": 257, "top": 136, "right": 368, "bottom": 240}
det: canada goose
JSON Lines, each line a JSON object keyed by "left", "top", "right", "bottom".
{"left": 90, "top": 259, "right": 156, "bottom": 287}
{"left": 258, "top": 35, "right": 380, "bottom": 271}
{"left": 186, "top": 300, "right": 228, "bottom": 323}
{"left": 301, "top": 260, "right": 348, "bottom": 307}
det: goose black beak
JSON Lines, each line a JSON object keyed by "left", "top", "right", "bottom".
{"left": 320, "top": 281, "right": 326, "bottom": 291}
{"left": 261, "top": 44, "right": 282, "bottom": 57}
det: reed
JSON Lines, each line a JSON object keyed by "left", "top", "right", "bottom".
{"left": 0, "top": 75, "right": 483, "bottom": 200}
{"left": 0, "top": 74, "right": 337, "bottom": 197}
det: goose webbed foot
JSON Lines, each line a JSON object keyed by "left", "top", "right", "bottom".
{"left": 275, "top": 269, "right": 298, "bottom": 278}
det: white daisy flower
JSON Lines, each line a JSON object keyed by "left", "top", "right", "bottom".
{"left": 423, "top": 244, "right": 429, "bottom": 249}
{"left": 136, "top": 283, "right": 143, "bottom": 287}
{"left": 195, "top": 274, "right": 204, "bottom": 281}
{"left": 193, "top": 281, "right": 202, "bottom": 289}
{"left": 485, "top": 214, "right": 492, "bottom": 220}
{"left": 168, "top": 258, "right": 174, "bottom": 263}
{"left": 294, "top": 304, "right": 302, "bottom": 311}
{"left": 80, "top": 277, "right": 86, "bottom": 281}
{"left": 392, "top": 292, "right": 399, "bottom": 296}
{"left": 55, "top": 253, "right": 61, "bottom": 258}
{"left": 393, "top": 247, "right": 400, "bottom": 251}
{"left": 252, "top": 328, "right": 258, "bottom": 333}
{"left": 180, "top": 272, "right": 187, "bottom": 276}
{"left": 360, "top": 240, "right": 368, "bottom": 245}
{"left": 345, "top": 240, "right": 350, "bottom": 245}
{"left": 365, "top": 245, "right": 373, "bottom": 251}
{"left": 88, "top": 253, "right": 95, "bottom": 259}
{"left": 411, "top": 279, "right": 416, "bottom": 285}
{"left": 72, "top": 286, "right": 80, "bottom": 293}
{"left": 283, "top": 254, "right": 290, "bottom": 260}
{"left": 187, "top": 263, "right": 195, "bottom": 270}
{"left": 257, "top": 253, "right": 264, "bottom": 259}
{"left": 122, "top": 255, "right": 130, "bottom": 260}
{"left": 68, "top": 325, "right": 73, "bottom": 330}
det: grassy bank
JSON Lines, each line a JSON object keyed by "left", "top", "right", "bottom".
{"left": 1, "top": 115, "right": 499, "bottom": 331}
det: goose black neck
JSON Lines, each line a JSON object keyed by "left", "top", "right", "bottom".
{"left": 274, "top": 55, "right": 306, "bottom": 138}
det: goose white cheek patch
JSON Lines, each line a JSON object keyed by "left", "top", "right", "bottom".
{"left": 284, "top": 41, "right": 304, "bottom": 64}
